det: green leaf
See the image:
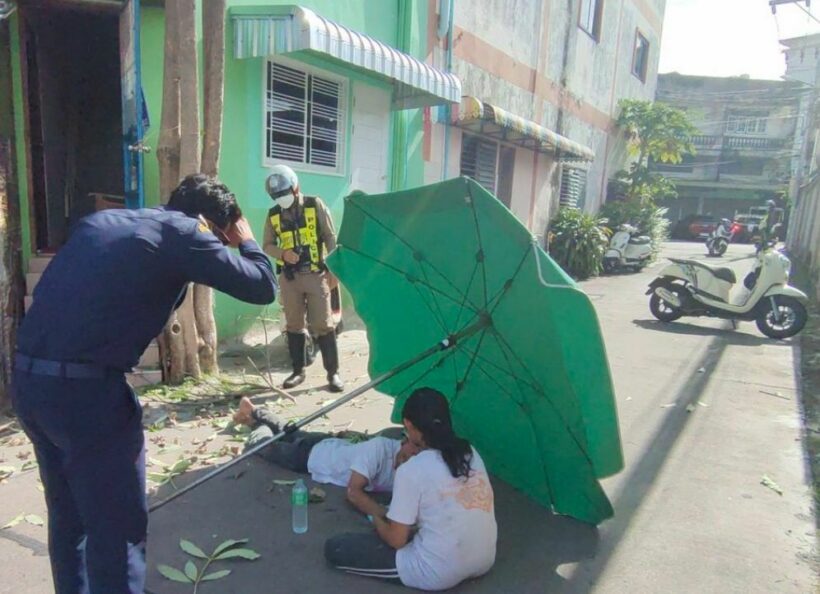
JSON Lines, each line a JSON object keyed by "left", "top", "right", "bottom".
{"left": 157, "top": 564, "right": 192, "bottom": 583}
{"left": 2, "top": 513, "right": 25, "bottom": 529}
{"left": 200, "top": 569, "right": 231, "bottom": 582}
{"left": 212, "top": 538, "right": 249, "bottom": 556}
{"left": 147, "top": 473, "right": 170, "bottom": 485}
{"left": 180, "top": 539, "right": 208, "bottom": 559}
{"left": 215, "top": 548, "right": 261, "bottom": 561}
{"left": 21, "top": 461, "right": 38, "bottom": 472}
{"left": 24, "top": 514, "right": 44, "bottom": 526}
{"left": 184, "top": 560, "right": 198, "bottom": 581}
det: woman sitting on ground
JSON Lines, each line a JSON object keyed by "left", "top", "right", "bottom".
{"left": 325, "top": 387, "right": 497, "bottom": 590}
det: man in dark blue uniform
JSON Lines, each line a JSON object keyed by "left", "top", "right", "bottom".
{"left": 11, "top": 174, "right": 277, "bottom": 594}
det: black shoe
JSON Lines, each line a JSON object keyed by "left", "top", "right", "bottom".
{"left": 317, "top": 333, "right": 344, "bottom": 392}
{"left": 327, "top": 372, "right": 344, "bottom": 393}
{"left": 283, "top": 370, "right": 306, "bottom": 389}
{"left": 284, "top": 331, "right": 307, "bottom": 389}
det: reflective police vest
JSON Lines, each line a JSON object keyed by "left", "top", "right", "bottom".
{"left": 268, "top": 196, "right": 323, "bottom": 272}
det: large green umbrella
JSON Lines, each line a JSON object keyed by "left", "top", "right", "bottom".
{"left": 327, "top": 177, "right": 622, "bottom": 524}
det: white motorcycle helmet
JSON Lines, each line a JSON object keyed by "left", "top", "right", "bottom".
{"left": 265, "top": 164, "right": 299, "bottom": 209}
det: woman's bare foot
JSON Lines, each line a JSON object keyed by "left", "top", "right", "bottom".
{"left": 233, "top": 397, "right": 256, "bottom": 426}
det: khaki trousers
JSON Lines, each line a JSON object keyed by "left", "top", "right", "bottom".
{"left": 279, "top": 271, "right": 334, "bottom": 336}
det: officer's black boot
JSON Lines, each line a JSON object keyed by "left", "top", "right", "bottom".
{"left": 283, "top": 332, "right": 306, "bottom": 389}
{"left": 317, "top": 333, "right": 344, "bottom": 393}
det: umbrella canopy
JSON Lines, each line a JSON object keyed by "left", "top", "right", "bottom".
{"left": 326, "top": 178, "right": 622, "bottom": 524}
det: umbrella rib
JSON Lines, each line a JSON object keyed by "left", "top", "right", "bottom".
{"left": 457, "top": 350, "right": 524, "bottom": 406}
{"left": 417, "top": 262, "right": 453, "bottom": 334}
{"left": 466, "top": 184, "right": 489, "bottom": 309}
{"left": 392, "top": 348, "right": 459, "bottom": 398}
{"left": 412, "top": 283, "right": 449, "bottom": 335}
{"left": 346, "top": 200, "right": 480, "bottom": 310}
{"left": 454, "top": 342, "right": 541, "bottom": 397}
{"left": 491, "top": 330, "right": 599, "bottom": 469}
{"left": 488, "top": 329, "right": 556, "bottom": 505}
{"left": 451, "top": 327, "right": 490, "bottom": 401}
{"left": 338, "top": 244, "right": 471, "bottom": 312}
{"left": 454, "top": 259, "right": 481, "bottom": 331}
{"left": 485, "top": 246, "right": 531, "bottom": 317}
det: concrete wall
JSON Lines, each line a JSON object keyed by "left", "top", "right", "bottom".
{"left": 425, "top": 0, "right": 666, "bottom": 238}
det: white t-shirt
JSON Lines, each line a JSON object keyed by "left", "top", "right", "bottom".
{"left": 307, "top": 436, "right": 402, "bottom": 492}
{"left": 387, "top": 447, "right": 497, "bottom": 591}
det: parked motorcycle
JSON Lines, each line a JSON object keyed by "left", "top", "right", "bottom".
{"left": 603, "top": 224, "right": 652, "bottom": 273}
{"left": 646, "top": 248, "right": 808, "bottom": 339}
{"left": 705, "top": 218, "right": 737, "bottom": 257}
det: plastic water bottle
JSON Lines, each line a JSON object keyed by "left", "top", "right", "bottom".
{"left": 292, "top": 479, "right": 308, "bottom": 534}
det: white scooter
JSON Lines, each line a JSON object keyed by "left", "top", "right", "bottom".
{"left": 646, "top": 248, "right": 808, "bottom": 339}
{"left": 603, "top": 224, "right": 652, "bottom": 273}
{"left": 705, "top": 218, "right": 736, "bottom": 257}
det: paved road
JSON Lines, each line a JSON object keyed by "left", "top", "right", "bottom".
{"left": 565, "top": 241, "right": 817, "bottom": 593}
{"left": 1, "top": 241, "right": 816, "bottom": 593}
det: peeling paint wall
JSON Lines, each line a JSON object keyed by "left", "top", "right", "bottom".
{"left": 425, "top": 0, "right": 666, "bottom": 238}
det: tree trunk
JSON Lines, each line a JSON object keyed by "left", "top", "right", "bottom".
{"left": 195, "top": 0, "right": 227, "bottom": 375}
{"left": 157, "top": 0, "right": 188, "bottom": 384}
{"left": 0, "top": 22, "right": 24, "bottom": 411}
{"left": 201, "top": 0, "right": 225, "bottom": 178}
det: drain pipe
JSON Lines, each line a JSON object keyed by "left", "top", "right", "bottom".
{"left": 440, "top": 0, "right": 454, "bottom": 180}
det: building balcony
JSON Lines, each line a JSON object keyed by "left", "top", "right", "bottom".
{"left": 687, "top": 135, "right": 789, "bottom": 153}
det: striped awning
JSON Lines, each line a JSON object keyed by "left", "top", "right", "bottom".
{"left": 232, "top": 6, "right": 461, "bottom": 110}
{"left": 452, "top": 96, "right": 595, "bottom": 161}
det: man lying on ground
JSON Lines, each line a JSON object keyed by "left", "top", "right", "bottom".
{"left": 233, "top": 397, "right": 419, "bottom": 515}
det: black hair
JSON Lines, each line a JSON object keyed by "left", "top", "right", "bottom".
{"left": 166, "top": 174, "right": 242, "bottom": 229}
{"left": 402, "top": 387, "right": 473, "bottom": 479}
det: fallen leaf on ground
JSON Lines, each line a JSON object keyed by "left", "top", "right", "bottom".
{"left": 760, "top": 475, "right": 784, "bottom": 495}
{"left": 272, "top": 479, "right": 296, "bottom": 486}
{"left": 309, "top": 487, "right": 326, "bottom": 503}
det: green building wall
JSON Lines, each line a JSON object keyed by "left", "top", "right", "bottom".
{"left": 9, "top": 1, "right": 432, "bottom": 341}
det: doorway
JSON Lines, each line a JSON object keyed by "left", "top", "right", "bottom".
{"left": 21, "top": 5, "right": 123, "bottom": 251}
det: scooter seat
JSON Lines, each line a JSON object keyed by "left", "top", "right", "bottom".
{"left": 628, "top": 236, "right": 651, "bottom": 245}
{"left": 669, "top": 258, "right": 737, "bottom": 284}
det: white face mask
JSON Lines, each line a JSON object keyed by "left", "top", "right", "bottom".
{"left": 275, "top": 192, "right": 296, "bottom": 210}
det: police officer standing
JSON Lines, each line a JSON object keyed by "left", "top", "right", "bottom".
{"left": 11, "top": 174, "right": 276, "bottom": 594}
{"left": 262, "top": 165, "right": 345, "bottom": 393}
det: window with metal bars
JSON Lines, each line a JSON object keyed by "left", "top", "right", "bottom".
{"left": 559, "top": 165, "right": 588, "bottom": 209}
{"left": 460, "top": 134, "right": 499, "bottom": 194}
{"left": 265, "top": 61, "right": 345, "bottom": 172}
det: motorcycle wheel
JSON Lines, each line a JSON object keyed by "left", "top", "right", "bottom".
{"left": 649, "top": 284, "right": 685, "bottom": 322}
{"left": 603, "top": 258, "right": 617, "bottom": 274}
{"left": 714, "top": 239, "right": 728, "bottom": 256}
{"left": 755, "top": 296, "right": 807, "bottom": 339}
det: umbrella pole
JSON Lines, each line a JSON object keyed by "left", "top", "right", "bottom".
{"left": 148, "top": 317, "right": 489, "bottom": 513}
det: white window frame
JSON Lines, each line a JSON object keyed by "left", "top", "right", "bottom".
{"left": 262, "top": 57, "right": 348, "bottom": 176}
{"left": 579, "top": 0, "right": 604, "bottom": 42}
{"left": 632, "top": 30, "right": 650, "bottom": 83}
{"left": 726, "top": 113, "right": 768, "bottom": 136}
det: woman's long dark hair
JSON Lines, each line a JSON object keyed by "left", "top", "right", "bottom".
{"left": 402, "top": 387, "right": 472, "bottom": 479}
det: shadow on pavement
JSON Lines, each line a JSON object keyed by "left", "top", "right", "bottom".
{"left": 630, "top": 319, "right": 789, "bottom": 347}
{"left": 145, "top": 457, "right": 599, "bottom": 594}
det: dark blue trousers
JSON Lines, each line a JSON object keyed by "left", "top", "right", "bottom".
{"left": 11, "top": 369, "right": 147, "bottom": 594}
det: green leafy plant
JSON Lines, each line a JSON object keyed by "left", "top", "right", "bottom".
{"left": 600, "top": 200, "right": 670, "bottom": 257}
{"left": 615, "top": 100, "right": 698, "bottom": 205}
{"left": 548, "top": 208, "right": 611, "bottom": 280}
{"left": 146, "top": 456, "right": 195, "bottom": 489}
{"left": 158, "top": 538, "right": 260, "bottom": 593}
